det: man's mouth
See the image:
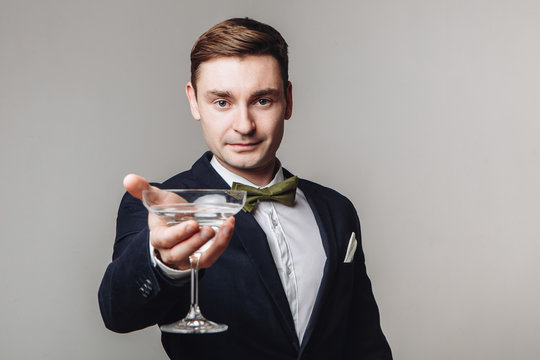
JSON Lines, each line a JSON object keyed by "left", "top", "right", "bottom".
{"left": 228, "top": 141, "right": 262, "bottom": 151}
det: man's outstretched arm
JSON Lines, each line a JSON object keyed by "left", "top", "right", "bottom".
{"left": 98, "top": 174, "right": 235, "bottom": 332}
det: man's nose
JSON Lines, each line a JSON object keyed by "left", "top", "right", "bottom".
{"left": 232, "top": 105, "right": 255, "bottom": 135}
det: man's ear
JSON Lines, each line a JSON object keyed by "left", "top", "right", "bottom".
{"left": 284, "top": 81, "right": 293, "bottom": 120}
{"left": 186, "top": 82, "right": 201, "bottom": 121}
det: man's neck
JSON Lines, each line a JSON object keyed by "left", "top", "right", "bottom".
{"left": 213, "top": 157, "right": 279, "bottom": 187}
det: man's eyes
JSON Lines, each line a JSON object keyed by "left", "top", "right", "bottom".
{"left": 257, "top": 98, "right": 271, "bottom": 106}
{"left": 216, "top": 100, "right": 228, "bottom": 108}
{"left": 212, "top": 98, "right": 272, "bottom": 108}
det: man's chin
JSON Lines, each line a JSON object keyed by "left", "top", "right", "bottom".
{"left": 221, "top": 154, "right": 273, "bottom": 172}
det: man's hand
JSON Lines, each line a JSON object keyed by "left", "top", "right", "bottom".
{"left": 123, "top": 174, "right": 235, "bottom": 270}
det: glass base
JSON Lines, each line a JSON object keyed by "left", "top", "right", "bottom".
{"left": 160, "top": 306, "right": 228, "bottom": 334}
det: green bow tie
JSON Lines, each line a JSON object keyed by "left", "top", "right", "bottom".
{"left": 231, "top": 176, "right": 298, "bottom": 213}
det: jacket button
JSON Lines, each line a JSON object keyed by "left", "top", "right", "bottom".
{"left": 138, "top": 279, "right": 153, "bottom": 298}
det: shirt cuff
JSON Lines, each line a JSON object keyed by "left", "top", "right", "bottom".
{"left": 149, "top": 233, "right": 191, "bottom": 280}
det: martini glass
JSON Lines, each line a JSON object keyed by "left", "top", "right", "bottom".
{"left": 142, "top": 188, "right": 246, "bottom": 334}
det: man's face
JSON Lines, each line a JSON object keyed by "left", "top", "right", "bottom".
{"left": 187, "top": 55, "right": 292, "bottom": 181}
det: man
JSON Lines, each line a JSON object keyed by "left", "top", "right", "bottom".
{"left": 99, "top": 18, "right": 392, "bottom": 359}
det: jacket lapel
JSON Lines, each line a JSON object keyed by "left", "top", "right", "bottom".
{"left": 295, "top": 178, "right": 338, "bottom": 351}
{"left": 234, "top": 210, "right": 299, "bottom": 348}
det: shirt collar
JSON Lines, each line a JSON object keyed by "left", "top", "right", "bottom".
{"left": 210, "top": 156, "right": 285, "bottom": 189}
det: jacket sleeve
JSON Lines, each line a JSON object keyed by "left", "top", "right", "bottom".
{"left": 98, "top": 191, "right": 189, "bottom": 333}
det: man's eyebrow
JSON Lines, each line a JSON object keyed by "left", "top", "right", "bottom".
{"left": 204, "top": 88, "right": 281, "bottom": 99}
{"left": 205, "top": 90, "right": 232, "bottom": 98}
{"left": 252, "top": 88, "right": 281, "bottom": 98}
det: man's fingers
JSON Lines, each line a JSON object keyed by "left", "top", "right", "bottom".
{"left": 198, "top": 217, "right": 235, "bottom": 268}
{"left": 123, "top": 173, "right": 154, "bottom": 200}
{"left": 151, "top": 217, "right": 235, "bottom": 270}
{"left": 155, "top": 226, "right": 216, "bottom": 268}
{"left": 150, "top": 220, "right": 200, "bottom": 249}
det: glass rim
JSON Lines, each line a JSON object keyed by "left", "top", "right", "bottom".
{"left": 142, "top": 188, "right": 246, "bottom": 195}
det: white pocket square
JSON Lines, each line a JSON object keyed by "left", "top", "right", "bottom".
{"left": 344, "top": 232, "right": 357, "bottom": 263}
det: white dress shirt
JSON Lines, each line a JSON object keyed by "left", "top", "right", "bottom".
{"left": 151, "top": 157, "right": 327, "bottom": 343}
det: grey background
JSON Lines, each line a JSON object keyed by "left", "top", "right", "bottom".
{"left": 1, "top": 0, "right": 539, "bottom": 359}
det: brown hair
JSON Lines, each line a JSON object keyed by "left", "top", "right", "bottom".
{"left": 190, "top": 18, "right": 289, "bottom": 93}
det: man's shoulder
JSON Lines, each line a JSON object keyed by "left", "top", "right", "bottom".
{"left": 297, "top": 177, "right": 360, "bottom": 230}
{"left": 158, "top": 168, "right": 197, "bottom": 189}
{"left": 155, "top": 152, "right": 220, "bottom": 189}
{"left": 283, "top": 166, "right": 350, "bottom": 202}
{"left": 297, "top": 177, "right": 354, "bottom": 207}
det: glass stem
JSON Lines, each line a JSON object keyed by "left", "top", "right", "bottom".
{"left": 189, "top": 254, "right": 201, "bottom": 316}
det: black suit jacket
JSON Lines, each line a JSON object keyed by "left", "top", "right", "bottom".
{"left": 99, "top": 152, "right": 392, "bottom": 359}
